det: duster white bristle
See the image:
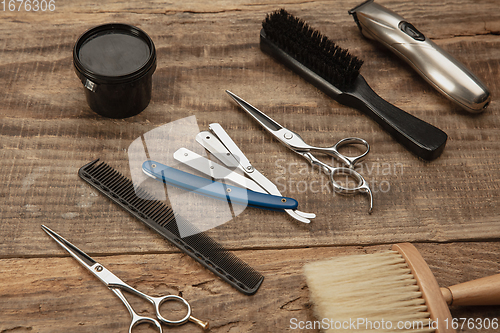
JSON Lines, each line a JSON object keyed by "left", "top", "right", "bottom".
{"left": 304, "top": 251, "right": 435, "bottom": 333}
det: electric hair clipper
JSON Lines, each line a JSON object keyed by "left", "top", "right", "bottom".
{"left": 349, "top": 0, "right": 491, "bottom": 113}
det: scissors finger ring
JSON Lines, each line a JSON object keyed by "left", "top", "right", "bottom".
{"left": 112, "top": 288, "right": 164, "bottom": 333}
{"left": 329, "top": 166, "right": 373, "bottom": 213}
{"left": 332, "top": 137, "right": 370, "bottom": 168}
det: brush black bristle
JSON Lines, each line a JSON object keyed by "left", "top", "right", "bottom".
{"left": 78, "top": 159, "right": 264, "bottom": 295}
{"left": 262, "top": 9, "right": 363, "bottom": 90}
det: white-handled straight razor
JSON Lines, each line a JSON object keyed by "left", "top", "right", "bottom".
{"left": 173, "top": 148, "right": 266, "bottom": 194}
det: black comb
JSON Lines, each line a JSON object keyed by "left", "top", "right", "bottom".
{"left": 261, "top": 9, "right": 448, "bottom": 161}
{"left": 79, "top": 159, "right": 264, "bottom": 295}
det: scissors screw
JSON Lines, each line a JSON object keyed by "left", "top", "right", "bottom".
{"left": 246, "top": 166, "right": 253, "bottom": 171}
{"left": 281, "top": 198, "right": 286, "bottom": 203}
{"left": 95, "top": 265, "right": 103, "bottom": 272}
{"left": 151, "top": 164, "right": 156, "bottom": 168}
{"left": 226, "top": 188, "right": 232, "bottom": 193}
{"left": 284, "top": 132, "right": 293, "bottom": 140}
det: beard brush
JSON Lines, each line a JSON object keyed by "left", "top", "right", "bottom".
{"left": 260, "top": 9, "right": 448, "bottom": 161}
{"left": 303, "top": 243, "right": 500, "bottom": 333}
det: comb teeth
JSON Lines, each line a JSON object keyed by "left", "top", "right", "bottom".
{"left": 262, "top": 9, "right": 363, "bottom": 90}
{"left": 79, "top": 159, "right": 264, "bottom": 295}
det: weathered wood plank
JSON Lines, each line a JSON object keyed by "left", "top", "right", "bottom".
{"left": 1, "top": 0, "right": 499, "bottom": 256}
{"left": 1, "top": 243, "right": 499, "bottom": 332}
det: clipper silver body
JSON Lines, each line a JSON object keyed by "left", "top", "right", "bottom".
{"left": 349, "top": 0, "right": 490, "bottom": 113}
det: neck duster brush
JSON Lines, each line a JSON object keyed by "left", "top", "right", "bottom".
{"left": 261, "top": 9, "right": 448, "bottom": 161}
{"left": 304, "top": 243, "right": 500, "bottom": 333}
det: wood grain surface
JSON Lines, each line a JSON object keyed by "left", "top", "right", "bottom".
{"left": 0, "top": 0, "right": 499, "bottom": 332}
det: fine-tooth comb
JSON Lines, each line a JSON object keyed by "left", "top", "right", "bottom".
{"left": 78, "top": 159, "right": 264, "bottom": 295}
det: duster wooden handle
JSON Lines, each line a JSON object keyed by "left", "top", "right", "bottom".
{"left": 440, "top": 274, "right": 500, "bottom": 306}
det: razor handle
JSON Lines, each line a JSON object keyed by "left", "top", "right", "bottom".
{"left": 349, "top": 0, "right": 490, "bottom": 113}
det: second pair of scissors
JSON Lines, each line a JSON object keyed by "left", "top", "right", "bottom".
{"left": 42, "top": 225, "right": 208, "bottom": 332}
{"left": 226, "top": 90, "right": 373, "bottom": 213}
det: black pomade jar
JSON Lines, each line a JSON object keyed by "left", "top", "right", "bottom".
{"left": 73, "top": 24, "right": 157, "bottom": 118}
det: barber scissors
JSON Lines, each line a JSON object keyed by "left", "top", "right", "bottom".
{"left": 226, "top": 90, "right": 373, "bottom": 213}
{"left": 41, "top": 225, "right": 209, "bottom": 332}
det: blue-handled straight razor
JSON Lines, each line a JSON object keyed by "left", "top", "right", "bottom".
{"left": 142, "top": 160, "right": 298, "bottom": 211}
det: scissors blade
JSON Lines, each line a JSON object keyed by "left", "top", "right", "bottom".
{"left": 41, "top": 225, "right": 126, "bottom": 289}
{"left": 226, "top": 90, "right": 284, "bottom": 133}
{"left": 42, "top": 225, "right": 96, "bottom": 268}
{"left": 226, "top": 90, "right": 314, "bottom": 153}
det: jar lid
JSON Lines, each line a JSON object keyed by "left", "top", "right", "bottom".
{"left": 73, "top": 23, "right": 156, "bottom": 85}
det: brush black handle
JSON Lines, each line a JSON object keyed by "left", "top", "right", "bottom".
{"left": 338, "top": 75, "right": 448, "bottom": 160}
{"left": 260, "top": 29, "right": 447, "bottom": 161}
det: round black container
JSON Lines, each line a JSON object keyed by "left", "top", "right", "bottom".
{"left": 73, "top": 24, "right": 156, "bottom": 118}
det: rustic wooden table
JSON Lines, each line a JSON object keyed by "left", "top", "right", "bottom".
{"left": 1, "top": 0, "right": 499, "bottom": 332}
